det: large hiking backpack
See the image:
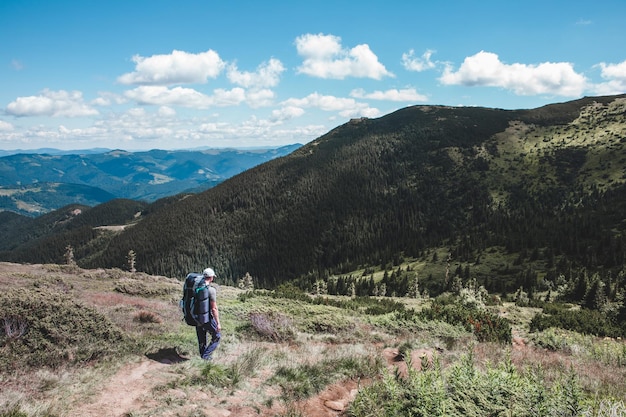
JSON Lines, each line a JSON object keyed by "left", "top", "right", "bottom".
{"left": 181, "top": 273, "right": 211, "bottom": 326}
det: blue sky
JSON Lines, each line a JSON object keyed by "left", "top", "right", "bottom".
{"left": 1, "top": 0, "right": 625, "bottom": 151}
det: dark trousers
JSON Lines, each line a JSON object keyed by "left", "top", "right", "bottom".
{"left": 195, "top": 317, "right": 220, "bottom": 360}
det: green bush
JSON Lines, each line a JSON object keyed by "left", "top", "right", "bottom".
{"left": 349, "top": 352, "right": 584, "bottom": 417}
{"left": 418, "top": 302, "right": 512, "bottom": 343}
{"left": 113, "top": 275, "right": 178, "bottom": 297}
{"left": 0, "top": 288, "right": 126, "bottom": 371}
{"left": 269, "top": 284, "right": 406, "bottom": 315}
{"left": 532, "top": 328, "right": 626, "bottom": 367}
{"left": 530, "top": 307, "right": 624, "bottom": 338}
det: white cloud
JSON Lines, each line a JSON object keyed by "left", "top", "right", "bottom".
{"left": 439, "top": 51, "right": 587, "bottom": 96}
{"left": 91, "top": 97, "right": 111, "bottom": 106}
{"left": 227, "top": 58, "right": 285, "bottom": 88}
{"left": 295, "top": 33, "right": 393, "bottom": 80}
{"left": 92, "top": 92, "right": 126, "bottom": 107}
{"left": 0, "top": 120, "right": 14, "bottom": 131}
{"left": 350, "top": 87, "right": 428, "bottom": 102}
{"left": 592, "top": 60, "right": 626, "bottom": 95}
{"left": 6, "top": 89, "right": 99, "bottom": 117}
{"left": 282, "top": 92, "right": 380, "bottom": 118}
{"left": 402, "top": 49, "right": 436, "bottom": 72}
{"left": 124, "top": 84, "right": 272, "bottom": 109}
{"left": 350, "top": 106, "right": 381, "bottom": 118}
{"left": 117, "top": 49, "right": 225, "bottom": 85}
{"left": 598, "top": 60, "right": 626, "bottom": 82}
{"left": 245, "top": 88, "right": 275, "bottom": 108}
{"left": 271, "top": 106, "right": 305, "bottom": 122}
{"left": 283, "top": 92, "right": 359, "bottom": 112}
{"left": 95, "top": 107, "right": 178, "bottom": 141}
{"left": 124, "top": 86, "right": 213, "bottom": 108}
{"left": 158, "top": 106, "right": 177, "bottom": 117}
{"left": 212, "top": 88, "right": 246, "bottom": 107}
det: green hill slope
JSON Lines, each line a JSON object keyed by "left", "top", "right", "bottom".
{"left": 2, "top": 95, "right": 625, "bottom": 297}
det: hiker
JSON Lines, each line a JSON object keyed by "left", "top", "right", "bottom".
{"left": 196, "top": 267, "right": 221, "bottom": 360}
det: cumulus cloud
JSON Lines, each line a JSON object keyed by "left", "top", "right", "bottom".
{"left": 282, "top": 92, "right": 380, "bottom": 118}
{"left": 158, "top": 106, "right": 177, "bottom": 117}
{"left": 124, "top": 86, "right": 214, "bottom": 108}
{"left": 211, "top": 88, "right": 247, "bottom": 106}
{"left": 295, "top": 33, "right": 393, "bottom": 80}
{"left": 124, "top": 85, "right": 249, "bottom": 107}
{"left": 6, "top": 89, "right": 99, "bottom": 117}
{"left": 227, "top": 58, "right": 285, "bottom": 88}
{"left": 245, "top": 88, "right": 275, "bottom": 108}
{"left": 402, "top": 49, "right": 437, "bottom": 72}
{"left": 117, "top": 49, "right": 225, "bottom": 85}
{"left": 94, "top": 107, "right": 179, "bottom": 142}
{"left": 283, "top": 92, "right": 360, "bottom": 112}
{"left": 598, "top": 60, "right": 626, "bottom": 82}
{"left": 592, "top": 59, "right": 626, "bottom": 95}
{"left": 439, "top": 51, "right": 587, "bottom": 96}
{"left": 0, "top": 120, "right": 14, "bottom": 131}
{"left": 270, "top": 106, "right": 305, "bottom": 122}
{"left": 350, "top": 87, "right": 427, "bottom": 102}
{"left": 92, "top": 92, "right": 126, "bottom": 107}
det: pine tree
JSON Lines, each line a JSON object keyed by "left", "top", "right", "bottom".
{"left": 127, "top": 250, "right": 137, "bottom": 273}
{"left": 238, "top": 272, "right": 255, "bottom": 290}
{"left": 406, "top": 273, "right": 420, "bottom": 298}
{"left": 64, "top": 245, "right": 76, "bottom": 267}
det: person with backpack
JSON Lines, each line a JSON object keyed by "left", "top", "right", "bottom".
{"left": 197, "top": 267, "right": 221, "bottom": 360}
{"left": 181, "top": 267, "right": 221, "bottom": 360}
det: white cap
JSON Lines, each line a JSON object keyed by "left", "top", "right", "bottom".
{"left": 203, "top": 267, "right": 216, "bottom": 278}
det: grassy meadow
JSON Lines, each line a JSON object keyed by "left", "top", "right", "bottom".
{"left": 1, "top": 262, "right": 625, "bottom": 416}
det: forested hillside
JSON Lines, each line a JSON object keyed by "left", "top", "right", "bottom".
{"left": 2, "top": 95, "right": 625, "bottom": 302}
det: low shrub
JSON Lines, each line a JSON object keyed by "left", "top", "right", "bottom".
{"left": 269, "top": 285, "right": 406, "bottom": 315}
{"left": 530, "top": 308, "right": 624, "bottom": 338}
{"left": 114, "top": 277, "right": 177, "bottom": 297}
{"left": 349, "top": 352, "right": 585, "bottom": 417}
{"left": 134, "top": 310, "right": 162, "bottom": 324}
{"left": 0, "top": 288, "right": 126, "bottom": 371}
{"left": 249, "top": 311, "right": 296, "bottom": 342}
{"left": 418, "top": 302, "right": 512, "bottom": 344}
{"left": 532, "top": 328, "right": 626, "bottom": 367}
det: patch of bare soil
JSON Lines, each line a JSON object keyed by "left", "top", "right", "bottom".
{"left": 297, "top": 379, "right": 363, "bottom": 416}
{"left": 62, "top": 355, "right": 368, "bottom": 417}
{"left": 66, "top": 358, "right": 168, "bottom": 417}
{"left": 58, "top": 346, "right": 396, "bottom": 417}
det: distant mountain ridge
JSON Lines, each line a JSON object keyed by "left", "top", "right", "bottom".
{"left": 0, "top": 148, "right": 113, "bottom": 157}
{"left": 0, "top": 144, "right": 301, "bottom": 216}
{"left": 1, "top": 95, "right": 625, "bottom": 296}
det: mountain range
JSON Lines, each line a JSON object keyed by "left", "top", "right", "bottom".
{"left": 0, "top": 145, "right": 301, "bottom": 216}
{"left": 1, "top": 94, "right": 625, "bottom": 297}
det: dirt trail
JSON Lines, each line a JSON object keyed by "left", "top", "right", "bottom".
{"left": 63, "top": 347, "right": 433, "bottom": 417}
{"left": 66, "top": 358, "right": 170, "bottom": 417}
